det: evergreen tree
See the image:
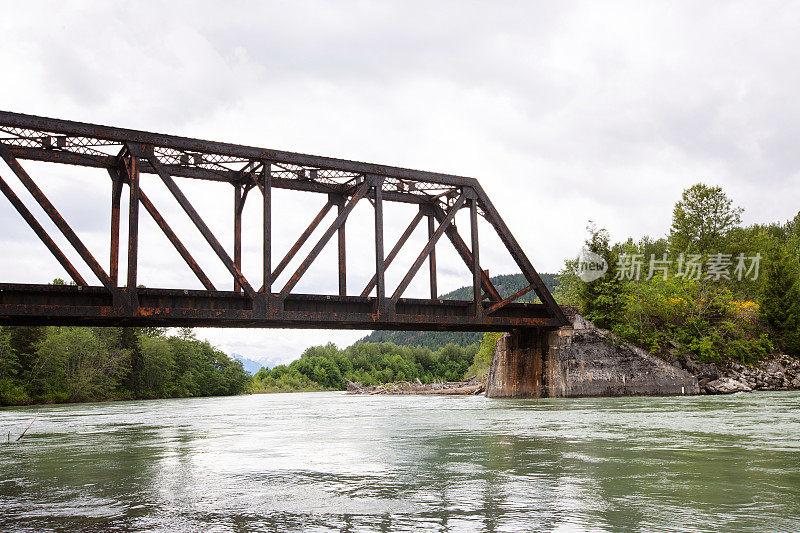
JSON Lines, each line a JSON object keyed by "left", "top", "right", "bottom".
{"left": 760, "top": 245, "right": 800, "bottom": 355}
{"left": 579, "top": 223, "right": 625, "bottom": 329}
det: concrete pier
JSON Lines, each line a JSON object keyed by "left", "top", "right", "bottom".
{"left": 485, "top": 316, "right": 699, "bottom": 398}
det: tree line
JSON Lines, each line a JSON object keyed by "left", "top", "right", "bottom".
{"left": 558, "top": 183, "right": 800, "bottom": 364}
{"left": 251, "top": 340, "right": 494, "bottom": 393}
{"left": 0, "top": 324, "right": 249, "bottom": 406}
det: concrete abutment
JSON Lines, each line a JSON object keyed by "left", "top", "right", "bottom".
{"left": 485, "top": 316, "right": 699, "bottom": 398}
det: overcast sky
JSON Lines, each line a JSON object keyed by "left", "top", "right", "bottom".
{"left": 1, "top": 1, "right": 799, "bottom": 364}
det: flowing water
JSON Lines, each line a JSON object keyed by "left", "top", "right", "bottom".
{"left": 1, "top": 391, "right": 799, "bottom": 532}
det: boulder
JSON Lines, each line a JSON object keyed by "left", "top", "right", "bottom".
{"left": 705, "top": 377, "right": 752, "bottom": 394}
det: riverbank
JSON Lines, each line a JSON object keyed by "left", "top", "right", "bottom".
{"left": 346, "top": 378, "right": 485, "bottom": 395}
{"left": 574, "top": 316, "right": 800, "bottom": 396}
{"left": 672, "top": 352, "right": 800, "bottom": 394}
{"left": 485, "top": 314, "right": 800, "bottom": 398}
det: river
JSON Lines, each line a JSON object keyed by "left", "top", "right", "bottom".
{"left": 1, "top": 391, "right": 799, "bottom": 532}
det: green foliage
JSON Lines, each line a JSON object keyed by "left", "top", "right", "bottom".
{"left": 30, "top": 327, "right": 130, "bottom": 403}
{"left": 555, "top": 257, "right": 582, "bottom": 306}
{"left": 759, "top": 244, "right": 800, "bottom": 355}
{"left": 563, "top": 185, "right": 798, "bottom": 366}
{"left": 138, "top": 336, "right": 175, "bottom": 398}
{"left": 670, "top": 183, "right": 743, "bottom": 254}
{"left": 0, "top": 325, "right": 249, "bottom": 406}
{"left": 579, "top": 223, "right": 626, "bottom": 330}
{"left": 465, "top": 332, "right": 502, "bottom": 379}
{"left": 252, "top": 341, "right": 479, "bottom": 392}
{"left": 0, "top": 328, "right": 27, "bottom": 405}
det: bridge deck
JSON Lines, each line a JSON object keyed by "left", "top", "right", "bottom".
{"left": 0, "top": 284, "right": 557, "bottom": 330}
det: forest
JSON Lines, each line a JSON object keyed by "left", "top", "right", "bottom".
{"left": 0, "top": 324, "right": 250, "bottom": 406}
{"left": 250, "top": 340, "right": 490, "bottom": 393}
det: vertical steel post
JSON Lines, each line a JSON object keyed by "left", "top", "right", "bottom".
{"left": 234, "top": 183, "right": 242, "bottom": 293}
{"left": 469, "top": 196, "right": 482, "bottom": 317}
{"left": 262, "top": 163, "right": 271, "bottom": 295}
{"left": 428, "top": 212, "right": 437, "bottom": 299}
{"left": 373, "top": 178, "right": 386, "bottom": 313}
{"left": 126, "top": 154, "right": 140, "bottom": 309}
{"left": 109, "top": 174, "right": 122, "bottom": 286}
{"left": 337, "top": 198, "right": 347, "bottom": 296}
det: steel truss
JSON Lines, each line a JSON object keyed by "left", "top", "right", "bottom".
{"left": 0, "top": 111, "right": 566, "bottom": 330}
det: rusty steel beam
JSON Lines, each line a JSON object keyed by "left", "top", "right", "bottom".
{"left": 107, "top": 166, "right": 217, "bottom": 292}
{"left": 0, "top": 173, "right": 87, "bottom": 286}
{"left": 0, "top": 110, "right": 476, "bottom": 187}
{"left": 486, "top": 283, "right": 536, "bottom": 315}
{"left": 0, "top": 144, "right": 114, "bottom": 291}
{"left": 360, "top": 209, "right": 424, "bottom": 297}
{"left": 138, "top": 191, "right": 217, "bottom": 292}
{"left": 279, "top": 181, "right": 370, "bottom": 299}
{"left": 391, "top": 192, "right": 467, "bottom": 304}
{"left": 125, "top": 150, "right": 140, "bottom": 309}
{"left": 262, "top": 164, "right": 272, "bottom": 296}
{"left": 108, "top": 169, "right": 122, "bottom": 285}
{"left": 469, "top": 197, "right": 482, "bottom": 317}
{"left": 373, "top": 179, "right": 386, "bottom": 314}
{"left": 432, "top": 203, "right": 502, "bottom": 302}
{"left": 473, "top": 183, "right": 568, "bottom": 326}
{"left": 234, "top": 183, "right": 242, "bottom": 293}
{"left": 264, "top": 201, "right": 333, "bottom": 290}
{"left": 331, "top": 195, "right": 347, "bottom": 296}
{"left": 0, "top": 283, "right": 560, "bottom": 329}
{"left": 139, "top": 146, "right": 257, "bottom": 300}
{"left": 427, "top": 212, "right": 437, "bottom": 299}
{"left": 3, "top": 146, "right": 438, "bottom": 206}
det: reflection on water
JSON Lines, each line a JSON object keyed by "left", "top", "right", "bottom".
{"left": 1, "top": 392, "right": 799, "bottom": 532}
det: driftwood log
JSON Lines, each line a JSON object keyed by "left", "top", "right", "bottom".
{"left": 346, "top": 378, "right": 485, "bottom": 395}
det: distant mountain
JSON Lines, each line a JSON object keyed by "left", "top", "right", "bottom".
{"left": 231, "top": 353, "right": 266, "bottom": 375}
{"left": 358, "top": 273, "right": 560, "bottom": 348}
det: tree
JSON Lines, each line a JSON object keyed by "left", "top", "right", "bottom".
{"left": 465, "top": 332, "right": 502, "bottom": 379}
{"left": 670, "top": 183, "right": 743, "bottom": 254}
{"left": 0, "top": 327, "right": 27, "bottom": 405}
{"left": 6, "top": 325, "right": 46, "bottom": 376}
{"left": 177, "top": 327, "right": 196, "bottom": 340}
{"left": 760, "top": 244, "right": 800, "bottom": 355}
{"left": 139, "top": 336, "right": 175, "bottom": 397}
{"left": 579, "top": 223, "right": 626, "bottom": 329}
{"left": 32, "top": 327, "right": 130, "bottom": 402}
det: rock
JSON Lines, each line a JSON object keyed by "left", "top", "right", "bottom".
{"left": 571, "top": 314, "right": 593, "bottom": 330}
{"left": 676, "top": 352, "right": 699, "bottom": 373}
{"left": 791, "top": 377, "right": 800, "bottom": 389}
{"left": 705, "top": 377, "right": 752, "bottom": 394}
{"left": 764, "top": 360, "right": 785, "bottom": 374}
